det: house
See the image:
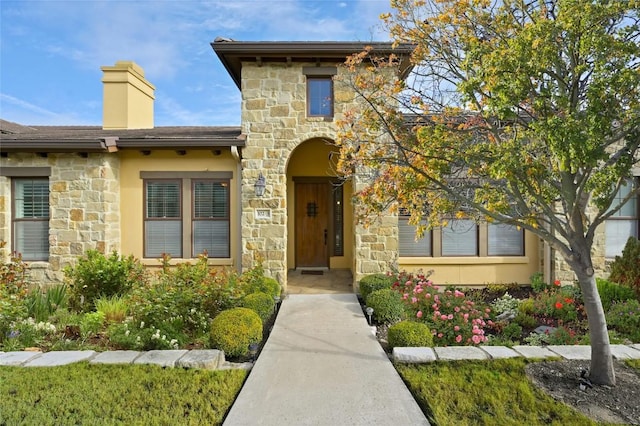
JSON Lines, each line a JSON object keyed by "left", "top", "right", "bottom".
{"left": 1, "top": 40, "right": 637, "bottom": 290}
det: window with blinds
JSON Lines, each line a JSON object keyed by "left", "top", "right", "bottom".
{"left": 605, "top": 178, "right": 639, "bottom": 258}
{"left": 399, "top": 216, "right": 432, "bottom": 257}
{"left": 144, "top": 180, "right": 182, "bottom": 258}
{"left": 144, "top": 178, "right": 231, "bottom": 259}
{"left": 193, "top": 180, "right": 229, "bottom": 258}
{"left": 307, "top": 77, "right": 333, "bottom": 117}
{"left": 13, "top": 178, "right": 50, "bottom": 260}
{"left": 488, "top": 223, "right": 524, "bottom": 256}
{"left": 442, "top": 219, "right": 478, "bottom": 256}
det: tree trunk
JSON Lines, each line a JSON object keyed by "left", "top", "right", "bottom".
{"left": 569, "top": 256, "right": 616, "bottom": 386}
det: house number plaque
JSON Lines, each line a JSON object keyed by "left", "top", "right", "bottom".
{"left": 255, "top": 209, "right": 272, "bottom": 220}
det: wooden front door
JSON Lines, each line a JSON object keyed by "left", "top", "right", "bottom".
{"left": 295, "top": 182, "right": 329, "bottom": 267}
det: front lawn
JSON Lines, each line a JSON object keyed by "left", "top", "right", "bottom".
{"left": 0, "top": 362, "right": 246, "bottom": 425}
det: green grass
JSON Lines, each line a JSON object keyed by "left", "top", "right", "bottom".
{"left": 0, "top": 362, "right": 246, "bottom": 425}
{"left": 396, "top": 358, "right": 598, "bottom": 426}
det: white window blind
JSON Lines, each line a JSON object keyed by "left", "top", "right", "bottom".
{"left": 145, "top": 181, "right": 182, "bottom": 257}
{"left": 14, "top": 179, "right": 49, "bottom": 261}
{"left": 605, "top": 179, "right": 639, "bottom": 258}
{"left": 488, "top": 223, "right": 524, "bottom": 256}
{"left": 193, "top": 181, "right": 229, "bottom": 257}
{"left": 399, "top": 218, "right": 431, "bottom": 257}
{"left": 442, "top": 219, "right": 477, "bottom": 256}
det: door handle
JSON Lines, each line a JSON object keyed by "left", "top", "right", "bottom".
{"left": 324, "top": 229, "right": 328, "bottom": 246}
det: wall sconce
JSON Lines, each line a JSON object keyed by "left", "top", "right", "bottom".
{"left": 254, "top": 173, "right": 266, "bottom": 197}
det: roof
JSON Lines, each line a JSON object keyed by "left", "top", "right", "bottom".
{"left": 211, "top": 39, "right": 415, "bottom": 89}
{"left": 0, "top": 120, "right": 244, "bottom": 153}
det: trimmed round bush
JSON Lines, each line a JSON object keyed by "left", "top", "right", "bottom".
{"left": 359, "top": 274, "right": 395, "bottom": 302}
{"left": 209, "top": 308, "right": 262, "bottom": 358}
{"left": 366, "top": 289, "right": 406, "bottom": 324}
{"left": 387, "top": 320, "right": 433, "bottom": 349}
{"left": 241, "top": 291, "right": 275, "bottom": 323}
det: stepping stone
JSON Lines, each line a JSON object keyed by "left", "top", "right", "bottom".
{"left": 24, "top": 351, "right": 96, "bottom": 367}
{"left": 393, "top": 347, "right": 436, "bottom": 363}
{"left": 610, "top": 345, "right": 640, "bottom": 360}
{"left": 176, "top": 350, "right": 225, "bottom": 370}
{"left": 0, "top": 351, "right": 43, "bottom": 366}
{"left": 511, "top": 345, "right": 558, "bottom": 359}
{"left": 480, "top": 346, "right": 521, "bottom": 359}
{"left": 547, "top": 345, "right": 591, "bottom": 360}
{"left": 133, "top": 350, "right": 188, "bottom": 368}
{"left": 631, "top": 344, "right": 640, "bottom": 352}
{"left": 90, "top": 351, "right": 142, "bottom": 365}
{"left": 434, "top": 346, "right": 488, "bottom": 361}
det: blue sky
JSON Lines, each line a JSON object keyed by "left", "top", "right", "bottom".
{"left": 0, "top": 0, "right": 391, "bottom": 127}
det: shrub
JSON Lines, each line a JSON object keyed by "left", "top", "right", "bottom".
{"left": 65, "top": 250, "right": 147, "bottom": 312}
{"left": 501, "top": 322, "right": 523, "bottom": 340}
{"left": 606, "top": 299, "right": 640, "bottom": 342}
{"left": 514, "top": 312, "right": 537, "bottom": 329}
{"left": 387, "top": 320, "right": 433, "bottom": 349}
{"left": 491, "top": 292, "right": 520, "bottom": 316}
{"left": 518, "top": 298, "right": 535, "bottom": 315}
{"left": 241, "top": 292, "right": 275, "bottom": 324}
{"left": 79, "top": 312, "right": 105, "bottom": 338}
{"left": 608, "top": 237, "right": 640, "bottom": 298}
{"left": 530, "top": 272, "right": 548, "bottom": 293}
{"left": 366, "top": 289, "right": 406, "bottom": 324}
{"left": 209, "top": 308, "right": 262, "bottom": 358}
{"left": 359, "top": 273, "right": 395, "bottom": 302}
{"left": 392, "top": 271, "right": 490, "bottom": 346}
{"left": 239, "top": 263, "right": 280, "bottom": 299}
{"left": 532, "top": 288, "right": 582, "bottom": 323}
{"left": 547, "top": 326, "right": 579, "bottom": 345}
{"left": 0, "top": 243, "right": 31, "bottom": 343}
{"left": 597, "top": 278, "right": 637, "bottom": 311}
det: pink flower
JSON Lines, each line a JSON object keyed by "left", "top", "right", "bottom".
{"left": 411, "top": 297, "right": 418, "bottom": 304}
{"left": 454, "top": 290, "right": 465, "bottom": 297}
{"left": 437, "top": 333, "right": 443, "bottom": 338}
{"left": 447, "top": 314, "right": 453, "bottom": 320}
{"left": 416, "top": 311, "right": 423, "bottom": 319}
{"left": 455, "top": 335, "right": 463, "bottom": 343}
{"left": 440, "top": 314, "right": 448, "bottom": 321}
{"left": 463, "top": 313, "right": 469, "bottom": 320}
{"left": 454, "top": 326, "right": 460, "bottom": 331}
{"left": 472, "top": 335, "right": 482, "bottom": 344}
{"left": 425, "top": 293, "right": 431, "bottom": 299}
{"left": 403, "top": 293, "right": 409, "bottom": 300}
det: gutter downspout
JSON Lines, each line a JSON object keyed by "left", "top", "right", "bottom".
{"left": 231, "top": 145, "right": 242, "bottom": 275}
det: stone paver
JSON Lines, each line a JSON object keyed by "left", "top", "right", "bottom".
{"left": 393, "top": 347, "right": 437, "bottom": 363}
{"left": 24, "top": 350, "right": 96, "bottom": 367}
{"left": 133, "top": 350, "right": 189, "bottom": 368}
{"left": 631, "top": 344, "right": 640, "bottom": 352}
{"left": 547, "top": 345, "right": 591, "bottom": 360}
{"left": 511, "top": 345, "right": 558, "bottom": 359}
{"left": 434, "top": 346, "right": 488, "bottom": 361}
{"left": 0, "top": 351, "right": 43, "bottom": 366}
{"left": 480, "top": 346, "right": 521, "bottom": 359}
{"left": 176, "top": 349, "right": 224, "bottom": 370}
{"left": 610, "top": 345, "right": 640, "bottom": 360}
{"left": 90, "top": 351, "right": 142, "bottom": 365}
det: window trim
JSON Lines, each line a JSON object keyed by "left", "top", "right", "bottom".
{"left": 142, "top": 174, "right": 232, "bottom": 259}
{"left": 605, "top": 177, "right": 639, "bottom": 258}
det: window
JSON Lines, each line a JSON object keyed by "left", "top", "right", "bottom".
{"left": 303, "top": 66, "right": 337, "bottom": 118}
{"left": 442, "top": 219, "right": 478, "bottom": 256}
{"left": 13, "top": 178, "right": 50, "bottom": 260}
{"left": 142, "top": 172, "right": 231, "bottom": 259}
{"left": 307, "top": 77, "right": 333, "bottom": 117}
{"left": 399, "top": 214, "right": 432, "bottom": 257}
{"left": 488, "top": 223, "right": 524, "bottom": 256}
{"left": 605, "top": 178, "right": 639, "bottom": 258}
{"left": 333, "top": 184, "right": 344, "bottom": 256}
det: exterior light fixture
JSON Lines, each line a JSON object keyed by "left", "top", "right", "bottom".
{"left": 365, "top": 306, "right": 374, "bottom": 325}
{"left": 248, "top": 342, "right": 260, "bottom": 362}
{"left": 254, "top": 173, "right": 266, "bottom": 197}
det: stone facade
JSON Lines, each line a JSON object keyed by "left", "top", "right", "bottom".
{"left": 0, "top": 153, "right": 120, "bottom": 284}
{"left": 239, "top": 61, "right": 398, "bottom": 289}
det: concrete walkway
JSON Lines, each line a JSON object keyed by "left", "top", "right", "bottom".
{"left": 222, "top": 293, "right": 430, "bottom": 425}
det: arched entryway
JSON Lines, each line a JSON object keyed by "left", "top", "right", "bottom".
{"left": 285, "top": 138, "right": 354, "bottom": 293}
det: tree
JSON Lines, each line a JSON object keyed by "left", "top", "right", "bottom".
{"left": 336, "top": 0, "right": 640, "bottom": 385}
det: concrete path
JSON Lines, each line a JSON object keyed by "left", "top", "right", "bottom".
{"left": 222, "top": 293, "right": 430, "bottom": 426}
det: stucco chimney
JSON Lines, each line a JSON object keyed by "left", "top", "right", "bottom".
{"left": 101, "top": 61, "right": 155, "bottom": 130}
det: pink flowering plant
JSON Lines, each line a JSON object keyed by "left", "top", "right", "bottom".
{"left": 391, "top": 271, "right": 491, "bottom": 346}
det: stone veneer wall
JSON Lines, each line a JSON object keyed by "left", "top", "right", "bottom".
{"left": 552, "top": 204, "right": 608, "bottom": 285}
{"left": 0, "top": 153, "right": 120, "bottom": 285}
{"left": 239, "top": 61, "right": 398, "bottom": 290}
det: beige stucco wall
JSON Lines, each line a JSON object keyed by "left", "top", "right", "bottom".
{"left": 0, "top": 153, "right": 120, "bottom": 285}
{"left": 285, "top": 138, "right": 353, "bottom": 270}
{"left": 118, "top": 149, "right": 239, "bottom": 270}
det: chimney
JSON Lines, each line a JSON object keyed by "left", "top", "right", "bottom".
{"left": 101, "top": 61, "right": 155, "bottom": 130}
